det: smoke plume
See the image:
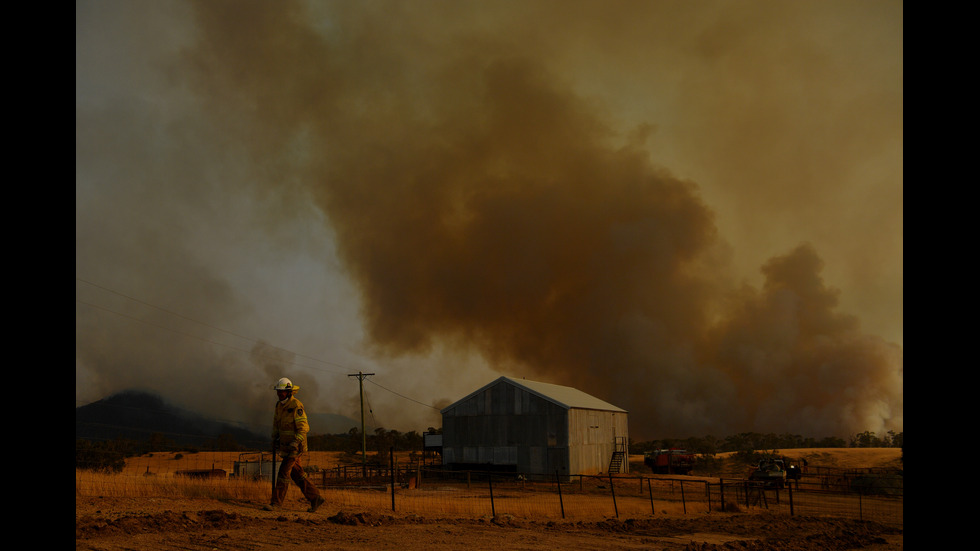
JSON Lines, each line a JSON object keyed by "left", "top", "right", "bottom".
{"left": 76, "top": 0, "right": 902, "bottom": 440}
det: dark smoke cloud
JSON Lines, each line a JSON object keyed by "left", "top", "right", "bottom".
{"left": 76, "top": 0, "right": 901, "bottom": 440}
{"left": 699, "top": 244, "right": 902, "bottom": 436}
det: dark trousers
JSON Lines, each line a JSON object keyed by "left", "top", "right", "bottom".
{"left": 272, "top": 454, "right": 321, "bottom": 505}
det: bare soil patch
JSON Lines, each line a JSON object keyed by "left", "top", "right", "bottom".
{"left": 75, "top": 496, "right": 903, "bottom": 550}
{"left": 77, "top": 448, "right": 902, "bottom": 550}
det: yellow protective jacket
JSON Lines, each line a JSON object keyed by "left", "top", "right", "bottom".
{"left": 273, "top": 396, "right": 309, "bottom": 457}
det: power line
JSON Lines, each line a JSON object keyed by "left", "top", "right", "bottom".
{"left": 367, "top": 379, "right": 440, "bottom": 411}
{"left": 349, "top": 372, "right": 374, "bottom": 476}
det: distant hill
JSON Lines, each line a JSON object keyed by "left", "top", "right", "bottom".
{"left": 75, "top": 390, "right": 364, "bottom": 449}
{"left": 75, "top": 390, "right": 269, "bottom": 449}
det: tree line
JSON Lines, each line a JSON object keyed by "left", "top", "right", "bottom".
{"left": 630, "top": 430, "right": 903, "bottom": 455}
{"left": 76, "top": 426, "right": 901, "bottom": 473}
{"left": 75, "top": 427, "right": 432, "bottom": 473}
{"left": 306, "top": 427, "right": 426, "bottom": 459}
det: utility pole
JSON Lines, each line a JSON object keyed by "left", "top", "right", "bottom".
{"left": 348, "top": 371, "right": 374, "bottom": 477}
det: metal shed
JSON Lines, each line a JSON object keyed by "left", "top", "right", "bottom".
{"left": 440, "top": 376, "right": 629, "bottom": 478}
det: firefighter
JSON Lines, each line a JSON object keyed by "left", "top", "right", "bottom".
{"left": 264, "top": 378, "right": 325, "bottom": 513}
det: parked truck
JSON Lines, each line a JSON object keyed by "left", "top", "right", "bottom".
{"left": 644, "top": 448, "right": 696, "bottom": 475}
{"left": 749, "top": 454, "right": 804, "bottom": 488}
{"left": 749, "top": 456, "right": 788, "bottom": 488}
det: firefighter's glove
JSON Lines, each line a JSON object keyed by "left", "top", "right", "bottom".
{"left": 286, "top": 441, "right": 300, "bottom": 452}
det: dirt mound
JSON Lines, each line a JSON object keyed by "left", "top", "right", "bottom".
{"left": 76, "top": 509, "right": 246, "bottom": 539}
{"left": 326, "top": 511, "right": 399, "bottom": 526}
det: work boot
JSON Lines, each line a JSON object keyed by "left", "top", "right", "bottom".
{"left": 307, "top": 496, "right": 325, "bottom": 513}
{"left": 263, "top": 504, "right": 280, "bottom": 511}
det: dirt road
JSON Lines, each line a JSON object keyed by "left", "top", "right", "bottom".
{"left": 76, "top": 495, "right": 902, "bottom": 550}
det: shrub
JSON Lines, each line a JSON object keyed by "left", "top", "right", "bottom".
{"left": 851, "top": 473, "right": 903, "bottom": 496}
{"left": 75, "top": 440, "right": 125, "bottom": 473}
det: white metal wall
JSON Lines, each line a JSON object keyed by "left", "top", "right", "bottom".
{"left": 443, "top": 379, "right": 628, "bottom": 476}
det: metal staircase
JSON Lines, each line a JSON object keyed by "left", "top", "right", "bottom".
{"left": 607, "top": 436, "right": 629, "bottom": 474}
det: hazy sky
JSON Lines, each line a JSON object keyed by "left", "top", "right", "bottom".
{"left": 76, "top": 0, "right": 902, "bottom": 441}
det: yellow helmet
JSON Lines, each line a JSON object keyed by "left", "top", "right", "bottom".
{"left": 273, "top": 377, "right": 300, "bottom": 391}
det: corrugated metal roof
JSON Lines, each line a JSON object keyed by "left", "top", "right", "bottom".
{"left": 442, "top": 376, "right": 627, "bottom": 413}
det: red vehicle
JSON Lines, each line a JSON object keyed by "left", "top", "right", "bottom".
{"left": 644, "top": 448, "right": 696, "bottom": 474}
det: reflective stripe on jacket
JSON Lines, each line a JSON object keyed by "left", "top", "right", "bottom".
{"left": 273, "top": 396, "right": 309, "bottom": 455}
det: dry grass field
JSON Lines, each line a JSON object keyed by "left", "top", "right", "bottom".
{"left": 76, "top": 447, "right": 902, "bottom": 550}
{"left": 723, "top": 447, "right": 904, "bottom": 471}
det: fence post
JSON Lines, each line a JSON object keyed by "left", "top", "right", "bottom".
{"left": 389, "top": 447, "right": 395, "bottom": 512}
{"left": 271, "top": 443, "right": 277, "bottom": 502}
{"left": 488, "top": 474, "right": 496, "bottom": 518}
{"left": 556, "top": 470, "right": 565, "bottom": 519}
{"left": 647, "top": 478, "right": 655, "bottom": 515}
{"left": 609, "top": 474, "right": 618, "bottom": 518}
{"left": 680, "top": 479, "right": 687, "bottom": 514}
{"left": 705, "top": 481, "right": 711, "bottom": 513}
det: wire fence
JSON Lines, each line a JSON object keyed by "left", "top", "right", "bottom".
{"left": 75, "top": 447, "right": 902, "bottom": 526}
